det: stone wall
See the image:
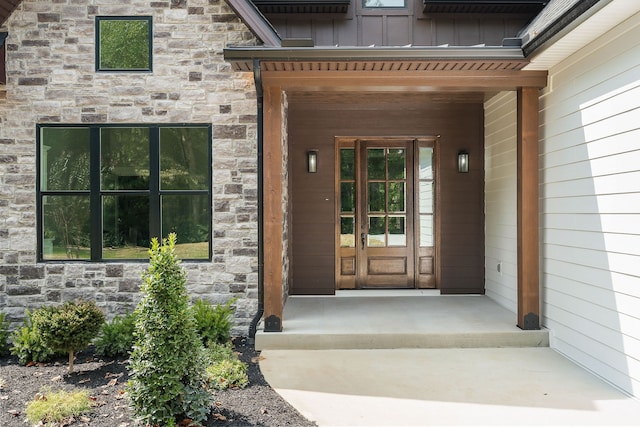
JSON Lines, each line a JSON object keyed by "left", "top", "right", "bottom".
{"left": 0, "top": 0, "right": 260, "bottom": 334}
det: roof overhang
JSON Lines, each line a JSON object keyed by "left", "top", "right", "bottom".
{"left": 0, "top": 0, "right": 21, "bottom": 27}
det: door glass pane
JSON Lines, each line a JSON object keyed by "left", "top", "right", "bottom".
{"left": 162, "top": 195, "right": 209, "bottom": 259}
{"left": 367, "top": 149, "right": 385, "bottom": 180}
{"left": 387, "top": 149, "right": 405, "bottom": 180}
{"left": 419, "top": 147, "right": 433, "bottom": 180}
{"left": 388, "top": 182, "right": 405, "bottom": 212}
{"left": 368, "top": 216, "right": 385, "bottom": 247}
{"left": 42, "top": 195, "right": 90, "bottom": 260}
{"left": 341, "top": 182, "right": 355, "bottom": 213}
{"left": 101, "top": 128, "right": 150, "bottom": 190}
{"left": 420, "top": 214, "right": 434, "bottom": 247}
{"left": 40, "top": 127, "right": 91, "bottom": 191}
{"left": 368, "top": 182, "right": 385, "bottom": 212}
{"left": 160, "top": 127, "right": 209, "bottom": 190}
{"left": 102, "top": 195, "right": 150, "bottom": 259}
{"left": 388, "top": 216, "right": 406, "bottom": 246}
{"left": 340, "top": 216, "right": 355, "bottom": 248}
{"left": 340, "top": 148, "right": 355, "bottom": 180}
{"left": 419, "top": 181, "right": 433, "bottom": 213}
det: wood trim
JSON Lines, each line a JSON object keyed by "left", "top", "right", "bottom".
{"left": 263, "top": 85, "right": 284, "bottom": 331}
{"left": 517, "top": 87, "right": 540, "bottom": 330}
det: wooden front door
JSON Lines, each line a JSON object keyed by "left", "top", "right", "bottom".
{"left": 336, "top": 137, "right": 437, "bottom": 289}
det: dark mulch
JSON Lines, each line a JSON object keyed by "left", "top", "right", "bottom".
{"left": 0, "top": 337, "right": 316, "bottom": 427}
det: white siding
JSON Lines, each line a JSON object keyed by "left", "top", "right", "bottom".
{"left": 539, "top": 11, "right": 640, "bottom": 397}
{"left": 484, "top": 92, "right": 518, "bottom": 314}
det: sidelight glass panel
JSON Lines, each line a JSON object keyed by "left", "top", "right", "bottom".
{"left": 419, "top": 147, "right": 433, "bottom": 180}
{"left": 367, "top": 149, "right": 385, "bottom": 180}
{"left": 102, "top": 195, "right": 150, "bottom": 259}
{"left": 40, "top": 128, "right": 91, "bottom": 191}
{"left": 42, "top": 195, "right": 90, "bottom": 260}
{"left": 388, "top": 216, "right": 406, "bottom": 246}
{"left": 387, "top": 149, "right": 405, "bottom": 180}
{"left": 368, "top": 182, "right": 385, "bottom": 212}
{"left": 160, "top": 127, "right": 209, "bottom": 190}
{"left": 341, "top": 182, "right": 355, "bottom": 213}
{"left": 420, "top": 215, "right": 434, "bottom": 247}
{"left": 368, "top": 216, "right": 385, "bottom": 247}
{"left": 340, "top": 216, "right": 355, "bottom": 248}
{"left": 419, "top": 181, "right": 433, "bottom": 213}
{"left": 340, "top": 148, "right": 355, "bottom": 180}
{"left": 101, "top": 128, "right": 150, "bottom": 190}
{"left": 388, "top": 182, "right": 405, "bottom": 212}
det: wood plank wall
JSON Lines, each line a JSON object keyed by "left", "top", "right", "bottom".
{"left": 287, "top": 94, "right": 484, "bottom": 294}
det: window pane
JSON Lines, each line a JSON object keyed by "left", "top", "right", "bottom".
{"left": 420, "top": 214, "right": 434, "bottom": 247}
{"left": 368, "top": 182, "right": 385, "bottom": 213}
{"left": 101, "top": 128, "right": 150, "bottom": 190}
{"left": 162, "top": 195, "right": 209, "bottom": 259}
{"left": 419, "top": 147, "right": 433, "bottom": 180}
{"left": 387, "top": 149, "right": 405, "bottom": 180}
{"left": 368, "top": 216, "right": 385, "bottom": 247}
{"left": 363, "top": 0, "right": 405, "bottom": 7}
{"left": 341, "top": 182, "right": 355, "bottom": 213}
{"left": 419, "top": 181, "right": 433, "bottom": 213}
{"left": 340, "top": 216, "right": 355, "bottom": 248}
{"left": 367, "top": 149, "right": 385, "bottom": 180}
{"left": 40, "top": 128, "right": 90, "bottom": 191}
{"left": 102, "top": 195, "right": 150, "bottom": 259}
{"left": 160, "top": 127, "right": 209, "bottom": 190}
{"left": 388, "top": 182, "right": 405, "bottom": 212}
{"left": 42, "top": 195, "right": 91, "bottom": 260}
{"left": 98, "top": 17, "right": 151, "bottom": 71}
{"left": 340, "top": 148, "right": 355, "bottom": 180}
{"left": 388, "top": 216, "right": 406, "bottom": 247}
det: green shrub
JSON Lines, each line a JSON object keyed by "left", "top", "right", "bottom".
{"left": 25, "top": 388, "right": 92, "bottom": 426}
{"left": 94, "top": 312, "right": 136, "bottom": 358}
{"left": 0, "top": 312, "right": 10, "bottom": 357}
{"left": 10, "top": 310, "right": 61, "bottom": 365}
{"left": 31, "top": 301, "right": 105, "bottom": 373}
{"left": 204, "top": 342, "right": 248, "bottom": 391}
{"left": 127, "top": 234, "right": 211, "bottom": 427}
{"left": 191, "top": 298, "right": 237, "bottom": 347}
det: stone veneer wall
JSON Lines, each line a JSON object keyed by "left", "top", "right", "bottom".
{"left": 0, "top": 0, "right": 260, "bottom": 334}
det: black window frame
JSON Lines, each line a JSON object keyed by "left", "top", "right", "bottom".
{"left": 36, "top": 123, "right": 213, "bottom": 262}
{"left": 95, "top": 16, "right": 153, "bottom": 72}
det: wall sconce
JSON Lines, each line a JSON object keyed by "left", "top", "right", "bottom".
{"left": 307, "top": 150, "right": 318, "bottom": 173}
{"left": 457, "top": 151, "right": 469, "bottom": 173}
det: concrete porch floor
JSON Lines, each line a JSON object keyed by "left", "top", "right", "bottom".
{"left": 256, "top": 292, "right": 549, "bottom": 350}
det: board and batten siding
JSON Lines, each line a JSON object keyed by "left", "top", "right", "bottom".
{"left": 538, "top": 11, "right": 640, "bottom": 397}
{"left": 484, "top": 92, "right": 518, "bottom": 313}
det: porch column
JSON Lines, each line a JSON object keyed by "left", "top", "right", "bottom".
{"left": 517, "top": 87, "right": 540, "bottom": 330}
{"left": 262, "top": 85, "right": 284, "bottom": 332}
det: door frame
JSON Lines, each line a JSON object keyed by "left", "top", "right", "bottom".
{"left": 334, "top": 136, "right": 440, "bottom": 290}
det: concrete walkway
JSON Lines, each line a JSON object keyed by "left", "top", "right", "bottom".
{"left": 260, "top": 347, "right": 640, "bottom": 426}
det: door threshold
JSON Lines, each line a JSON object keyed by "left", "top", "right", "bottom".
{"left": 335, "top": 289, "right": 441, "bottom": 297}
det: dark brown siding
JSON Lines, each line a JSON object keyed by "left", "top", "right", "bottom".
{"left": 288, "top": 93, "right": 484, "bottom": 295}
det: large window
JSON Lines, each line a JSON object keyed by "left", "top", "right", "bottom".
{"left": 95, "top": 16, "right": 152, "bottom": 72}
{"left": 38, "top": 125, "right": 211, "bottom": 261}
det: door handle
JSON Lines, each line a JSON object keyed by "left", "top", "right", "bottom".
{"left": 361, "top": 232, "right": 366, "bottom": 249}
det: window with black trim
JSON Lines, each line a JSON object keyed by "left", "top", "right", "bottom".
{"left": 38, "top": 124, "right": 211, "bottom": 261}
{"left": 95, "top": 16, "right": 152, "bottom": 72}
{"left": 363, "top": 0, "right": 406, "bottom": 8}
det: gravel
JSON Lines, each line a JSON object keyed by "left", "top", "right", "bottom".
{"left": 0, "top": 337, "right": 316, "bottom": 427}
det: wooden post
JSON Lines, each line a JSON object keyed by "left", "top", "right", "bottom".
{"left": 262, "top": 85, "right": 284, "bottom": 332}
{"left": 517, "top": 87, "right": 540, "bottom": 330}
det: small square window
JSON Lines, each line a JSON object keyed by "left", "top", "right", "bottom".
{"left": 363, "top": 0, "right": 406, "bottom": 7}
{"left": 96, "top": 16, "right": 152, "bottom": 72}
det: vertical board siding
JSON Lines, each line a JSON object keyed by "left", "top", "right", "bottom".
{"left": 539, "top": 11, "right": 640, "bottom": 396}
{"left": 484, "top": 91, "right": 518, "bottom": 312}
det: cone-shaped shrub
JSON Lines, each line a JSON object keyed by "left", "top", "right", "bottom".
{"left": 127, "top": 233, "right": 211, "bottom": 426}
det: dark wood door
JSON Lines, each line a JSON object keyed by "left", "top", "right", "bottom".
{"left": 336, "top": 138, "right": 436, "bottom": 289}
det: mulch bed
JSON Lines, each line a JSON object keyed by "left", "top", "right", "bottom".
{"left": 0, "top": 337, "right": 316, "bottom": 427}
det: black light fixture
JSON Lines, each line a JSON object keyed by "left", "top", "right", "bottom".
{"left": 457, "top": 151, "right": 469, "bottom": 173}
{"left": 307, "top": 150, "right": 318, "bottom": 173}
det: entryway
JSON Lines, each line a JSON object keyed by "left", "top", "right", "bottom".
{"left": 335, "top": 137, "right": 437, "bottom": 290}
